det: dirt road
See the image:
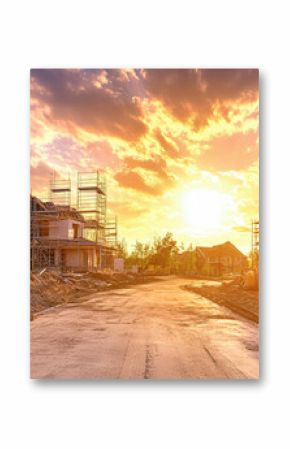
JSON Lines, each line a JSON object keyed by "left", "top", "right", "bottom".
{"left": 31, "top": 277, "right": 259, "bottom": 379}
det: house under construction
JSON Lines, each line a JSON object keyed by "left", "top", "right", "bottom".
{"left": 31, "top": 171, "right": 118, "bottom": 272}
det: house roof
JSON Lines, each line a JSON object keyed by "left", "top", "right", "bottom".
{"left": 31, "top": 196, "right": 85, "bottom": 222}
{"left": 31, "top": 237, "right": 115, "bottom": 251}
{"left": 196, "top": 241, "right": 246, "bottom": 259}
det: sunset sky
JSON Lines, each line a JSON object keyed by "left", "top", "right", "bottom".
{"left": 30, "top": 69, "right": 259, "bottom": 254}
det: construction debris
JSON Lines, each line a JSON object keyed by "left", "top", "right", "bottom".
{"left": 31, "top": 271, "right": 156, "bottom": 318}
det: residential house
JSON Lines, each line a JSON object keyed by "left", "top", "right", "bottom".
{"left": 195, "top": 241, "right": 247, "bottom": 277}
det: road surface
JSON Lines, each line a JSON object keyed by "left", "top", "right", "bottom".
{"left": 31, "top": 277, "right": 259, "bottom": 379}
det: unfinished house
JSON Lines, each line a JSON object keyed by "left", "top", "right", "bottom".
{"left": 195, "top": 241, "right": 247, "bottom": 277}
{"left": 31, "top": 172, "right": 118, "bottom": 272}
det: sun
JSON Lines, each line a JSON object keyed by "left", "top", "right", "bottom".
{"left": 181, "top": 188, "right": 232, "bottom": 232}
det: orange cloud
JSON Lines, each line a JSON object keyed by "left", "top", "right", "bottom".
{"left": 31, "top": 69, "right": 147, "bottom": 142}
{"left": 114, "top": 170, "right": 164, "bottom": 196}
{"left": 197, "top": 130, "right": 258, "bottom": 171}
{"left": 154, "top": 130, "right": 179, "bottom": 157}
{"left": 143, "top": 69, "right": 258, "bottom": 130}
{"left": 30, "top": 161, "right": 58, "bottom": 193}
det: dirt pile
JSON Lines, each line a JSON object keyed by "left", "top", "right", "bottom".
{"left": 184, "top": 281, "right": 259, "bottom": 323}
{"left": 31, "top": 270, "right": 155, "bottom": 317}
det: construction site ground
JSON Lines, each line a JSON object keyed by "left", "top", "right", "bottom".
{"left": 30, "top": 271, "right": 157, "bottom": 317}
{"left": 183, "top": 279, "right": 259, "bottom": 323}
{"left": 31, "top": 276, "right": 259, "bottom": 379}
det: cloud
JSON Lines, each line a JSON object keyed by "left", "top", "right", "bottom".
{"left": 30, "top": 160, "right": 56, "bottom": 192}
{"left": 86, "top": 141, "right": 120, "bottom": 169}
{"left": 122, "top": 155, "right": 172, "bottom": 181}
{"left": 114, "top": 170, "right": 164, "bottom": 196}
{"left": 109, "top": 200, "right": 149, "bottom": 221}
{"left": 232, "top": 225, "right": 251, "bottom": 233}
{"left": 197, "top": 130, "right": 258, "bottom": 171}
{"left": 31, "top": 69, "right": 147, "bottom": 142}
{"left": 115, "top": 154, "right": 176, "bottom": 196}
{"left": 154, "top": 130, "right": 179, "bottom": 157}
{"left": 143, "top": 69, "right": 258, "bottom": 130}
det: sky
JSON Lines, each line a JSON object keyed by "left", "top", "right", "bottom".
{"left": 30, "top": 69, "right": 259, "bottom": 254}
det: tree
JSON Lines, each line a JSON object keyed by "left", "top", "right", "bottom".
{"left": 116, "top": 238, "right": 128, "bottom": 259}
{"left": 150, "top": 232, "right": 178, "bottom": 269}
{"left": 126, "top": 240, "right": 150, "bottom": 269}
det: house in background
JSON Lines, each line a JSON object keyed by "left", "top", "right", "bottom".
{"left": 31, "top": 196, "right": 115, "bottom": 272}
{"left": 195, "top": 241, "right": 247, "bottom": 277}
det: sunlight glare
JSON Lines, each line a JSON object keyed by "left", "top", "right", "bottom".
{"left": 181, "top": 189, "right": 232, "bottom": 232}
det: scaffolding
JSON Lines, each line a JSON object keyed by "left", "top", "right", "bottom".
{"left": 77, "top": 172, "right": 106, "bottom": 243}
{"left": 31, "top": 239, "right": 65, "bottom": 271}
{"left": 251, "top": 219, "right": 259, "bottom": 269}
{"left": 76, "top": 171, "right": 118, "bottom": 268}
{"left": 50, "top": 172, "right": 71, "bottom": 207}
{"left": 105, "top": 216, "right": 118, "bottom": 247}
{"left": 31, "top": 197, "right": 63, "bottom": 271}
